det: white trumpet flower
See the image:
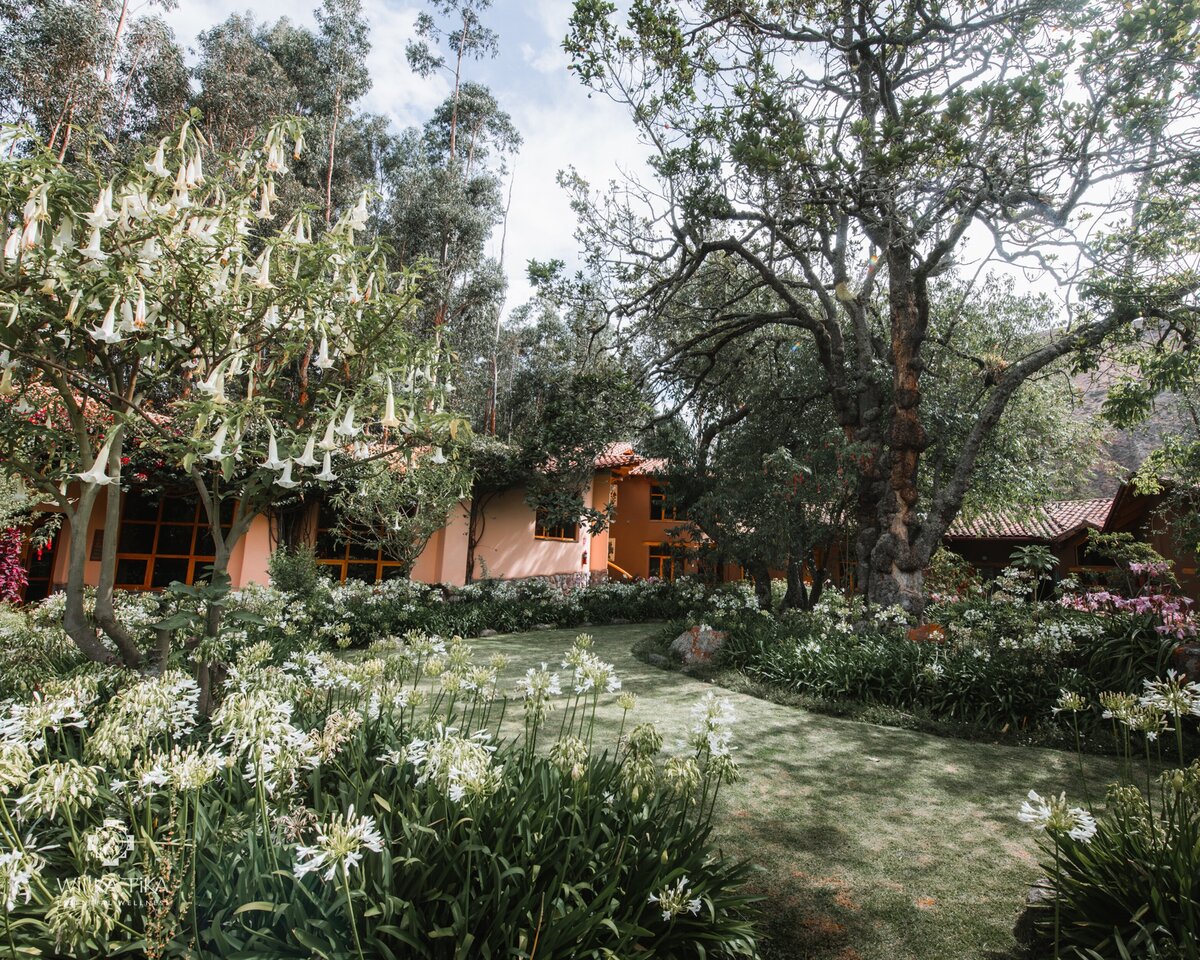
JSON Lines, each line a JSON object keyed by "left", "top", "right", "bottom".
{"left": 261, "top": 425, "right": 286, "bottom": 470}
{"left": 78, "top": 435, "right": 119, "bottom": 486}
{"left": 80, "top": 226, "right": 107, "bottom": 262}
{"left": 317, "top": 418, "right": 338, "bottom": 451}
{"left": 314, "top": 335, "right": 334, "bottom": 371}
{"left": 275, "top": 460, "right": 299, "bottom": 489}
{"left": 381, "top": 379, "right": 400, "bottom": 428}
{"left": 253, "top": 247, "right": 274, "bottom": 289}
{"left": 145, "top": 140, "right": 171, "bottom": 177}
{"left": 84, "top": 185, "right": 117, "bottom": 229}
{"left": 88, "top": 299, "right": 123, "bottom": 344}
{"left": 335, "top": 404, "right": 359, "bottom": 437}
{"left": 294, "top": 434, "right": 319, "bottom": 467}
{"left": 315, "top": 452, "right": 337, "bottom": 483}
{"left": 204, "top": 422, "right": 230, "bottom": 462}
{"left": 430, "top": 447, "right": 448, "bottom": 466}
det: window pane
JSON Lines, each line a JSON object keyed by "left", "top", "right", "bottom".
{"left": 219, "top": 500, "right": 238, "bottom": 524}
{"left": 150, "top": 557, "right": 190, "bottom": 588}
{"left": 345, "top": 563, "right": 378, "bottom": 583}
{"left": 115, "top": 558, "right": 148, "bottom": 586}
{"left": 380, "top": 565, "right": 406, "bottom": 581}
{"left": 314, "top": 529, "right": 343, "bottom": 560}
{"left": 316, "top": 562, "right": 343, "bottom": 582}
{"left": 155, "top": 524, "right": 195, "bottom": 555}
{"left": 117, "top": 523, "right": 156, "bottom": 554}
{"left": 347, "top": 541, "right": 378, "bottom": 561}
{"left": 160, "top": 497, "right": 196, "bottom": 522}
{"left": 194, "top": 528, "right": 216, "bottom": 556}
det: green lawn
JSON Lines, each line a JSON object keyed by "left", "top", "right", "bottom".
{"left": 468, "top": 623, "right": 1124, "bottom": 960}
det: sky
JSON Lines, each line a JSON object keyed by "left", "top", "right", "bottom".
{"left": 162, "top": 0, "right": 648, "bottom": 316}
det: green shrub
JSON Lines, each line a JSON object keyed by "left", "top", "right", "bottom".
{"left": 0, "top": 632, "right": 758, "bottom": 958}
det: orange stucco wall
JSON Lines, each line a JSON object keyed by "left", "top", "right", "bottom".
{"left": 608, "top": 475, "right": 691, "bottom": 580}
{"left": 465, "top": 483, "right": 594, "bottom": 582}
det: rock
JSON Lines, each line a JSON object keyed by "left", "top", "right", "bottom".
{"left": 611, "top": 617, "right": 631, "bottom": 625}
{"left": 479, "top": 629, "right": 499, "bottom": 638}
{"left": 1012, "top": 879, "right": 1055, "bottom": 950}
{"left": 534, "top": 623, "right": 556, "bottom": 631}
{"left": 669, "top": 624, "right": 727, "bottom": 666}
{"left": 646, "top": 653, "right": 672, "bottom": 669}
{"left": 1173, "top": 642, "right": 1200, "bottom": 680}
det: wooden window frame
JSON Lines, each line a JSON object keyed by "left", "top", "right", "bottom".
{"left": 115, "top": 492, "right": 231, "bottom": 591}
{"left": 647, "top": 542, "right": 678, "bottom": 581}
{"left": 649, "top": 484, "right": 679, "bottom": 522}
{"left": 534, "top": 509, "right": 579, "bottom": 543}
{"left": 313, "top": 504, "right": 406, "bottom": 583}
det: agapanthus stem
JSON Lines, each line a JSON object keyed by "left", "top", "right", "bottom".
{"left": 342, "top": 864, "right": 365, "bottom": 960}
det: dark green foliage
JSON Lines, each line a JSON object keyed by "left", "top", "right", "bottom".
{"left": 271, "top": 576, "right": 710, "bottom": 648}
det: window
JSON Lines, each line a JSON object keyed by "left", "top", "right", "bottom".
{"left": 649, "top": 485, "right": 679, "bottom": 521}
{"left": 534, "top": 510, "right": 578, "bottom": 542}
{"left": 648, "top": 543, "right": 677, "bottom": 581}
{"left": 313, "top": 501, "right": 406, "bottom": 583}
{"left": 115, "top": 492, "right": 233, "bottom": 590}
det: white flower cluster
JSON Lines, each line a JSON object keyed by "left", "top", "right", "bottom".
{"left": 293, "top": 805, "right": 384, "bottom": 882}
{"left": 562, "top": 637, "right": 621, "bottom": 695}
{"left": 88, "top": 670, "right": 199, "bottom": 763}
{"left": 0, "top": 681, "right": 96, "bottom": 751}
{"left": 403, "top": 726, "right": 503, "bottom": 804}
{"left": 648, "top": 874, "right": 702, "bottom": 921}
{"left": 688, "top": 692, "right": 736, "bottom": 757}
{"left": 1018, "top": 789, "right": 1097, "bottom": 842}
{"left": 515, "top": 663, "right": 562, "bottom": 720}
{"left": 1140, "top": 670, "right": 1200, "bottom": 718}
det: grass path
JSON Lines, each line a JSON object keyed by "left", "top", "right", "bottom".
{"left": 471, "top": 623, "right": 1123, "bottom": 960}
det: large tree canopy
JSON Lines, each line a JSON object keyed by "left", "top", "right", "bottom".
{"left": 565, "top": 0, "right": 1200, "bottom": 614}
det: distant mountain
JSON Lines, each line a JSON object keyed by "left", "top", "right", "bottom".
{"left": 1070, "top": 361, "right": 1195, "bottom": 496}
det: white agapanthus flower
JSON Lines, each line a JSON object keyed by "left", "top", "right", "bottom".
{"left": 17, "top": 760, "right": 99, "bottom": 819}
{"left": 1140, "top": 670, "right": 1200, "bottom": 718}
{"left": 47, "top": 873, "right": 130, "bottom": 948}
{"left": 688, "top": 691, "right": 736, "bottom": 757}
{"left": 0, "top": 847, "right": 44, "bottom": 911}
{"left": 293, "top": 805, "right": 384, "bottom": 882}
{"left": 403, "top": 726, "right": 503, "bottom": 804}
{"left": 88, "top": 671, "right": 200, "bottom": 763}
{"left": 515, "top": 664, "right": 562, "bottom": 720}
{"left": 1018, "top": 790, "right": 1098, "bottom": 843}
{"left": 648, "top": 875, "right": 703, "bottom": 922}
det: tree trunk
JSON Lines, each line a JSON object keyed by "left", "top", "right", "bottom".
{"left": 61, "top": 489, "right": 119, "bottom": 664}
{"left": 750, "top": 561, "right": 772, "bottom": 611}
{"left": 91, "top": 431, "right": 142, "bottom": 667}
{"left": 782, "top": 555, "right": 805, "bottom": 612}
{"left": 859, "top": 255, "right": 932, "bottom": 620}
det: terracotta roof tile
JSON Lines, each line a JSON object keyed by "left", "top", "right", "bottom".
{"left": 946, "top": 498, "right": 1113, "bottom": 541}
{"left": 593, "top": 442, "right": 643, "bottom": 469}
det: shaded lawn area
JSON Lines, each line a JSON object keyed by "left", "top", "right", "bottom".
{"left": 468, "top": 624, "right": 1124, "bottom": 960}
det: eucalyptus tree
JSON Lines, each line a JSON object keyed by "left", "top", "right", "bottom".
{"left": 0, "top": 0, "right": 188, "bottom": 159}
{"left": 565, "top": 0, "right": 1200, "bottom": 615}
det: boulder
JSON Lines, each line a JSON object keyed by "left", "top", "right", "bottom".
{"left": 1173, "top": 642, "right": 1200, "bottom": 680}
{"left": 534, "top": 623, "right": 557, "bottom": 631}
{"left": 1012, "top": 878, "right": 1055, "bottom": 951}
{"left": 478, "top": 628, "right": 500, "bottom": 638}
{"left": 669, "top": 624, "right": 727, "bottom": 666}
